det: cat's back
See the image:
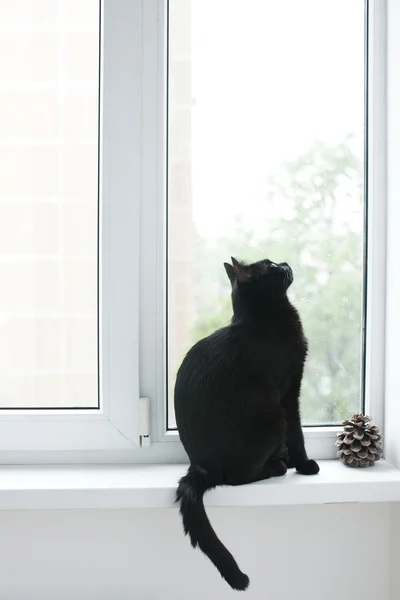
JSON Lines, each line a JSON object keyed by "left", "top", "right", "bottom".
{"left": 176, "top": 324, "right": 241, "bottom": 382}
{"left": 176, "top": 302, "right": 306, "bottom": 387}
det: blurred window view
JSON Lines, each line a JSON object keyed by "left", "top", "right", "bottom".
{"left": 167, "top": 0, "right": 365, "bottom": 427}
{"left": 0, "top": 1, "right": 99, "bottom": 408}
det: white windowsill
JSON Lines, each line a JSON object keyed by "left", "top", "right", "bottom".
{"left": 0, "top": 460, "right": 399, "bottom": 510}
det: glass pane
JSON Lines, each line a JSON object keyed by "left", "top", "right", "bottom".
{"left": 167, "top": 0, "right": 365, "bottom": 427}
{"left": 0, "top": 0, "right": 99, "bottom": 408}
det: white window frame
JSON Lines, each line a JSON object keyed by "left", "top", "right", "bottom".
{"left": 384, "top": 0, "right": 400, "bottom": 469}
{"left": 0, "top": 0, "right": 389, "bottom": 465}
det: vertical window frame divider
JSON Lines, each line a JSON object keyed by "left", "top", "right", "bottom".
{"left": 384, "top": 0, "right": 400, "bottom": 468}
{"left": 364, "top": 0, "right": 386, "bottom": 437}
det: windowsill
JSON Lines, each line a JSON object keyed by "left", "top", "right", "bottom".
{"left": 0, "top": 460, "right": 399, "bottom": 510}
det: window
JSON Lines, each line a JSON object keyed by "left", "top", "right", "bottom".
{"left": 0, "top": 0, "right": 387, "bottom": 464}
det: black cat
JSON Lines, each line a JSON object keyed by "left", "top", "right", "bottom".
{"left": 174, "top": 257, "right": 319, "bottom": 591}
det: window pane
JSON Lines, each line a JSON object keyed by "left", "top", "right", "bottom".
{"left": 167, "top": 0, "right": 365, "bottom": 427}
{"left": 0, "top": 0, "right": 99, "bottom": 408}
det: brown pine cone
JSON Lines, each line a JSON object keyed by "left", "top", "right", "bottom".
{"left": 335, "top": 414, "right": 382, "bottom": 468}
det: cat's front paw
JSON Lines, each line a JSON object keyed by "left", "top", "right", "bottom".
{"left": 295, "top": 459, "right": 319, "bottom": 476}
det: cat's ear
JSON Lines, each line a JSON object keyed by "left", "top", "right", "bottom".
{"left": 224, "top": 262, "right": 235, "bottom": 284}
{"left": 231, "top": 257, "right": 251, "bottom": 283}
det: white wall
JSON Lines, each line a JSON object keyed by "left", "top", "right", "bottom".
{"left": 0, "top": 503, "right": 395, "bottom": 600}
{"left": 390, "top": 503, "right": 400, "bottom": 600}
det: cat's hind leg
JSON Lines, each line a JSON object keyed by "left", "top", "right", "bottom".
{"left": 264, "top": 456, "right": 287, "bottom": 477}
{"left": 224, "top": 457, "right": 287, "bottom": 486}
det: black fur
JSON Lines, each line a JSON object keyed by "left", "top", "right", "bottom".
{"left": 174, "top": 257, "right": 319, "bottom": 591}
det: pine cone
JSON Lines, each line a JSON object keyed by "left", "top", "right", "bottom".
{"left": 335, "top": 414, "right": 382, "bottom": 468}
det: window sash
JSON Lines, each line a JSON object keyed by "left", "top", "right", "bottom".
{"left": 0, "top": 0, "right": 141, "bottom": 459}
{"left": 140, "top": 0, "right": 386, "bottom": 458}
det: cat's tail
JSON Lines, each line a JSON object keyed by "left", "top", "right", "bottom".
{"left": 176, "top": 465, "right": 250, "bottom": 591}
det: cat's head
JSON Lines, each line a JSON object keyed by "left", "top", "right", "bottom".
{"left": 224, "top": 257, "right": 293, "bottom": 317}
